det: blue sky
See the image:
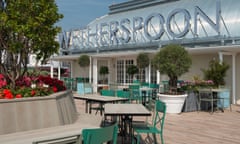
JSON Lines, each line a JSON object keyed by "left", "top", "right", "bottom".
{"left": 56, "top": 0, "right": 126, "bottom": 31}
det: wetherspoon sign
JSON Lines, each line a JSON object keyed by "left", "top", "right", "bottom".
{"left": 62, "top": 0, "right": 223, "bottom": 49}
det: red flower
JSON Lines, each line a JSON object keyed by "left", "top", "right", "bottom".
{"left": 5, "top": 93, "right": 13, "bottom": 99}
{"left": 3, "top": 89, "right": 11, "bottom": 95}
{"left": 31, "top": 90, "right": 36, "bottom": 96}
{"left": 15, "top": 94, "right": 22, "bottom": 98}
{"left": 52, "top": 86, "right": 58, "bottom": 92}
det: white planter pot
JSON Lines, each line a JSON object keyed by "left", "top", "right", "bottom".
{"left": 157, "top": 93, "right": 188, "bottom": 114}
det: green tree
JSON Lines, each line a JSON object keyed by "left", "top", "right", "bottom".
{"left": 126, "top": 65, "right": 139, "bottom": 81}
{"left": 0, "top": 0, "right": 63, "bottom": 88}
{"left": 152, "top": 44, "right": 192, "bottom": 93}
{"left": 78, "top": 55, "right": 90, "bottom": 68}
{"left": 137, "top": 53, "right": 150, "bottom": 82}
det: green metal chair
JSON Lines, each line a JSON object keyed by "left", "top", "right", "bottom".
{"left": 116, "top": 90, "right": 131, "bottom": 103}
{"left": 100, "top": 89, "right": 115, "bottom": 96}
{"left": 198, "top": 88, "right": 223, "bottom": 113}
{"left": 129, "top": 84, "right": 141, "bottom": 103}
{"left": 149, "top": 83, "right": 159, "bottom": 99}
{"left": 82, "top": 123, "right": 118, "bottom": 144}
{"left": 133, "top": 100, "right": 166, "bottom": 144}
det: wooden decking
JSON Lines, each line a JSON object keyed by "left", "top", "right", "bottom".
{"left": 75, "top": 99, "right": 240, "bottom": 144}
{"left": 1, "top": 96, "right": 238, "bottom": 144}
{"left": 164, "top": 107, "right": 240, "bottom": 144}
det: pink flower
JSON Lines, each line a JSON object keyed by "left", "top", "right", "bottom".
{"left": 0, "top": 74, "right": 7, "bottom": 88}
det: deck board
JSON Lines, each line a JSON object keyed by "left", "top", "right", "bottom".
{"left": 1, "top": 96, "right": 239, "bottom": 144}
{"left": 75, "top": 98, "right": 240, "bottom": 144}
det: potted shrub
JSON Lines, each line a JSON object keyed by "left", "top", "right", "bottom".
{"left": 137, "top": 53, "right": 150, "bottom": 82}
{"left": 152, "top": 44, "right": 192, "bottom": 113}
{"left": 99, "top": 66, "right": 109, "bottom": 84}
{"left": 126, "top": 65, "right": 139, "bottom": 82}
{"left": 78, "top": 55, "right": 90, "bottom": 83}
{"left": 201, "top": 59, "right": 230, "bottom": 108}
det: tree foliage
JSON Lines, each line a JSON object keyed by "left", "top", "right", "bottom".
{"left": 152, "top": 44, "right": 192, "bottom": 92}
{"left": 137, "top": 53, "right": 150, "bottom": 82}
{"left": 99, "top": 66, "right": 109, "bottom": 75}
{"left": 137, "top": 53, "right": 149, "bottom": 69}
{"left": 126, "top": 65, "right": 139, "bottom": 79}
{"left": 78, "top": 55, "right": 90, "bottom": 67}
{"left": 0, "top": 0, "right": 63, "bottom": 88}
{"left": 202, "top": 59, "right": 229, "bottom": 87}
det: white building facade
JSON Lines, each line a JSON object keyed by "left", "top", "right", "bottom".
{"left": 53, "top": 0, "right": 240, "bottom": 104}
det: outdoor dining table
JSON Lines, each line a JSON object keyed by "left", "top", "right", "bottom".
{"left": 104, "top": 103, "right": 151, "bottom": 143}
{"left": 74, "top": 94, "right": 129, "bottom": 115}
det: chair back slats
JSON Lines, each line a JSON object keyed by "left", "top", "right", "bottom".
{"left": 129, "top": 84, "right": 140, "bottom": 102}
{"left": 153, "top": 100, "right": 166, "bottom": 131}
{"left": 100, "top": 89, "right": 115, "bottom": 96}
{"left": 116, "top": 90, "right": 130, "bottom": 98}
{"left": 132, "top": 100, "right": 166, "bottom": 144}
{"left": 82, "top": 124, "right": 118, "bottom": 144}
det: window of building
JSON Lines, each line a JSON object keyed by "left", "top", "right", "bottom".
{"left": 116, "top": 60, "right": 125, "bottom": 84}
{"left": 116, "top": 59, "right": 135, "bottom": 84}
{"left": 150, "top": 64, "right": 157, "bottom": 84}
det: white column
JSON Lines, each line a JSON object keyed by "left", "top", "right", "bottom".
{"left": 70, "top": 61, "right": 73, "bottom": 78}
{"left": 92, "top": 58, "right": 98, "bottom": 93}
{"left": 50, "top": 60, "right": 54, "bottom": 78}
{"left": 89, "top": 57, "right": 92, "bottom": 83}
{"left": 219, "top": 51, "right": 237, "bottom": 104}
{"left": 218, "top": 51, "right": 223, "bottom": 64}
{"left": 58, "top": 62, "right": 61, "bottom": 80}
{"left": 157, "top": 70, "right": 160, "bottom": 84}
{"left": 148, "top": 63, "right": 151, "bottom": 83}
{"left": 108, "top": 60, "right": 111, "bottom": 84}
{"left": 232, "top": 53, "right": 236, "bottom": 104}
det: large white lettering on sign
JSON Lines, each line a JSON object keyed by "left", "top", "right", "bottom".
{"left": 61, "top": 0, "right": 222, "bottom": 50}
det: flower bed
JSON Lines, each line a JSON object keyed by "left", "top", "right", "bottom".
{"left": 0, "top": 90, "right": 77, "bottom": 135}
{"left": 0, "top": 75, "right": 66, "bottom": 99}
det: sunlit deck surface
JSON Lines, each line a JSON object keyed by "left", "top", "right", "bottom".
{"left": 75, "top": 97, "right": 240, "bottom": 144}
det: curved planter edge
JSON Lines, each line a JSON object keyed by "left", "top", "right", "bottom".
{"left": 157, "top": 93, "right": 188, "bottom": 114}
{"left": 0, "top": 90, "right": 78, "bottom": 135}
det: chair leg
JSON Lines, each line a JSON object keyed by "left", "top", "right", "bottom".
{"left": 152, "top": 133, "right": 157, "bottom": 144}
{"left": 198, "top": 100, "right": 201, "bottom": 113}
{"left": 160, "top": 133, "right": 164, "bottom": 144}
{"left": 137, "top": 134, "right": 140, "bottom": 144}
